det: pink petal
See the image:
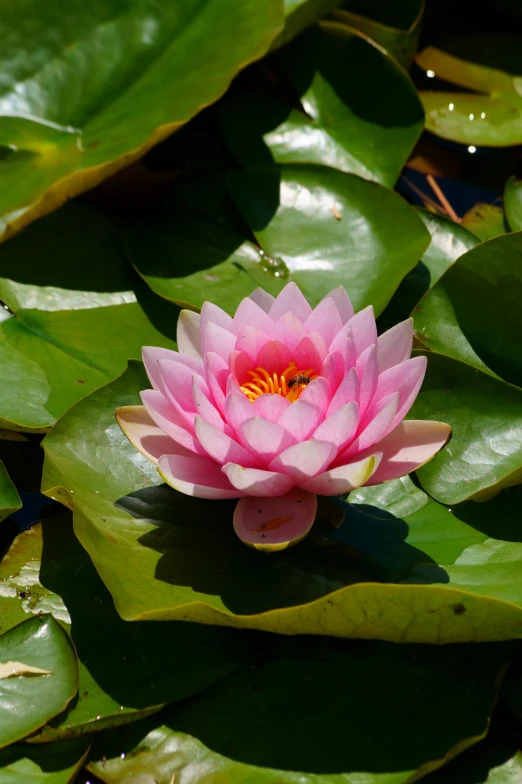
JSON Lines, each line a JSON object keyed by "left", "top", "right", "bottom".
{"left": 158, "top": 454, "right": 242, "bottom": 499}
{"left": 356, "top": 345, "right": 378, "bottom": 416}
{"left": 141, "top": 390, "right": 205, "bottom": 455}
{"left": 327, "top": 368, "right": 359, "bottom": 416}
{"left": 256, "top": 341, "right": 293, "bottom": 376}
{"left": 320, "top": 352, "right": 345, "bottom": 392}
{"left": 158, "top": 359, "right": 205, "bottom": 413}
{"left": 253, "top": 393, "right": 291, "bottom": 421}
{"left": 177, "top": 310, "right": 202, "bottom": 360}
{"left": 341, "top": 393, "right": 399, "bottom": 459}
{"left": 195, "top": 416, "right": 261, "bottom": 468}
{"left": 232, "top": 298, "right": 274, "bottom": 335}
{"left": 278, "top": 400, "right": 323, "bottom": 440}
{"left": 377, "top": 318, "right": 413, "bottom": 373}
{"left": 301, "top": 453, "right": 381, "bottom": 495}
{"left": 203, "top": 321, "right": 237, "bottom": 363}
{"left": 373, "top": 355, "right": 427, "bottom": 431}
{"left": 205, "top": 352, "right": 230, "bottom": 416}
{"left": 329, "top": 323, "right": 357, "bottom": 370}
{"left": 248, "top": 288, "right": 275, "bottom": 313}
{"left": 235, "top": 326, "right": 270, "bottom": 363}
{"left": 229, "top": 350, "right": 253, "bottom": 385}
{"left": 312, "top": 402, "right": 359, "bottom": 451}
{"left": 305, "top": 297, "right": 343, "bottom": 346}
{"left": 272, "top": 312, "right": 307, "bottom": 352}
{"left": 363, "top": 420, "right": 451, "bottom": 485}
{"left": 238, "top": 417, "right": 296, "bottom": 463}
{"left": 192, "top": 381, "right": 227, "bottom": 432}
{"left": 298, "top": 376, "right": 332, "bottom": 413}
{"left": 142, "top": 347, "right": 203, "bottom": 393}
{"left": 269, "top": 440, "right": 337, "bottom": 481}
{"left": 223, "top": 464, "right": 295, "bottom": 496}
{"left": 116, "top": 405, "right": 189, "bottom": 464}
{"left": 347, "top": 306, "right": 377, "bottom": 358}
{"left": 293, "top": 333, "right": 328, "bottom": 371}
{"left": 200, "top": 302, "right": 233, "bottom": 335}
{"left": 233, "top": 489, "right": 317, "bottom": 550}
{"left": 269, "top": 282, "right": 313, "bottom": 322}
{"left": 225, "top": 392, "right": 255, "bottom": 431}
{"left": 321, "top": 286, "right": 354, "bottom": 324}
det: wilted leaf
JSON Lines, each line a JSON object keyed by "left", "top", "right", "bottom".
{"left": 0, "top": 662, "right": 52, "bottom": 679}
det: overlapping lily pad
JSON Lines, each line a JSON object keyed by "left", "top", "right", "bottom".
{"left": 0, "top": 615, "right": 78, "bottom": 748}
{"left": 0, "top": 201, "right": 178, "bottom": 431}
{"left": 40, "top": 361, "right": 522, "bottom": 642}
{"left": 88, "top": 635, "right": 507, "bottom": 784}
{"left": 0, "top": 738, "right": 90, "bottom": 784}
{"left": 219, "top": 22, "right": 424, "bottom": 186}
{"left": 0, "top": 0, "right": 284, "bottom": 240}
{"left": 0, "top": 514, "right": 241, "bottom": 741}
{"left": 0, "top": 461, "right": 21, "bottom": 522}
{"left": 504, "top": 175, "right": 522, "bottom": 231}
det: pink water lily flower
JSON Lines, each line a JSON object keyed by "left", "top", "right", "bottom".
{"left": 116, "top": 283, "right": 450, "bottom": 550}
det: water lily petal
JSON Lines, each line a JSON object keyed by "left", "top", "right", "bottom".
{"left": 249, "top": 287, "right": 275, "bottom": 313}
{"left": 298, "top": 376, "right": 331, "bottom": 412}
{"left": 301, "top": 453, "right": 381, "bottom": 494}
{"left": 205, "top": 352, "right": 230, "bottom": 416}
{"left": 256, "top": 340, "right": 293, "bottom": 376}
{"left": 177, "top": 309, "right": 202, "bottom": 360}
{"left": 363, "top": 420, "right": 452, "bottom": 485}
{"left": 272, "top": 312, "right": 307, "bottom": 352}
{"left": 269, "top": 440, "right": 336, "bottom": 480}
{"left": 116, "top": 405, "right": 188, "bottom": 464}
{"left": 293, "top": 333, "right": 328, "bottom": 370}
{"left": 235, "top": 326, "right": 270, "bottom": 363}
{"left": 142, "top": 347, "right": 203, "bottom": 392}
{"left": 373, "top": 355, "right": 427, "bottom": 431}
{"left": 328, "top": 323, "right": 356, "bottom": 370}
{"left": 192, "top": 380, "right": 228, "bottom": 432}
{"left": 347, "top": 306, "right": 377, "bottom": 358}
{"left": 269, "top": 282, "right": 313, "bottom": 322}
{"left": 377, "top": 318, "right": 413, "bottom": 373}
{"left": 341, "top": 392, "right": 399, "bottom": 458}
{"left": 195, "top": 416, "right": 261, "bottom": 468}
{"left": 327, "top": 368, "right": 359, "bottom": 416}
{"left": 253, "top": 393, "right": 290, "bottom": 421}
{"left": 141, "top": 390, "right": 205, "bottom": 455}
{"left": 312, "top": 401, "right": 359, "bottom": 451}
{"left": 203, "top": 321, "right": 237, "bottom": 363}
{"left": 278, "top": 400, "right": 323, "bottom": 440}
{"left": 158, "top": 359, "right": 204, "bottom": 413}
{"left": 305, "top": 297, "right": 343, "bottom": 346}
{"left": 356, "top": 345, "right": 378, "bottom": 416}
{"left": 232, "top": 298, "right": 274, "bottom": 335}
{"left": 320, "top": 351, "right": 345, "bottom": 392}
{"left": 233, "top": 489, "right": 317, "bottom": 550}
{"left": 238, "top": 417, "right": 296, "bottom": 463}
{"left": 158, "top": 454, "right": 242, "bottom": 499}
{"left": 223, "top": 464, "right": 294, "bottom": 496}
{"left": 200, "top": 301, "right": 233, "bottom": 335}
{"left": 225, "top": 391, "right": 255, "bottom": 431}
{"left": 321, "top": 286, "right": 354, "bottom": 324}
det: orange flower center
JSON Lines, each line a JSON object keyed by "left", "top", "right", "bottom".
{"left": 240, "top": 361, "right": 317, "bottom": 403}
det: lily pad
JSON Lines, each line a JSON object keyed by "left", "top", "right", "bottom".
{"left": 0, "top": 514, "right": 241, "bottom": 741}
{"left": 0, "top": 738, "right": 90, "bottom": 784}
{"left": 504, "top": 175, "right": 522, "bottom": 231}
{"left": 333, "top": 0, "right": 424, "bottom": 67}
{"left": 40, "top": 362, "right": 522, "bottom": 642}
{"left": 0, "top": 461, "right": 21, "bottom": 522}
{"left": 273, "top": 0, "right": 344, "bottom": 50}
{"left": 0, "top": 615, "right": 78, "bottom": 748}
{"left": 88, "top": 635, "right": 507, "bottom": 784}
{"left": 0, "top": 201, "right": 178, "bottom": 431}
{"left": 0, "top": 0, "right": 284, "bottom": 241}
{"left": 227, "top": 164, "right": 430, "bottom": 314}
{"left": 461, "top": 203, "right": 507, "bottom": 241}
{"left": 416, "top": 45, "right": 522, "bottom": 147}
{"left": 412, "top": 232, "right": 522, "bottom": 388}
{"left": 219, "top": 23, "right": 424, "bottom": 186}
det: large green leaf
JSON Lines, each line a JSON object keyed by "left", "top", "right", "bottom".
{"left": 0, "top": 738, "right": 90, "bottom": 784}
{"left": 0, "top": 201, "right": 178, "bottom": 431}
{"left": 504, "top": 175, "right": 522, "bottom": 231}
{"left": 0, "top": 0, "right": 284, "bottom": 241}
{"left": 0, "top": 460, "right": 21, "bottom": 522}
{"left": 413, "top": 232, "right": 522, "bottom": 387}
{"left": 333, "top": 0, "right": 424, "bottom": 67}
{"left": 416, "top": 45, "right": 522, "bottom": 147}
{"left": 0, "top": 615, "right": 78, "bottom": 748}
{"left": 40, "top": 362, "right": 522, "bottom": 642}
{"left": 378, "top": 208, "right": 478, "bottom": 330}
{"left": 219, "top": 23, "right": 424, "bottom": 187}
{"left": 227, "top": 164, "right": 430, "bottom": 314}
{"left": 88, "top": 636, "right": 507, "bottom": 784}
{"left": 0, "top": 514, "right": 241, "bottom": 741}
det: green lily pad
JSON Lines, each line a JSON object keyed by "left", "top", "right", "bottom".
{"left": 0, "top": 461, "right": 21, "bottom": 522}
{"left": 333, "top": 0, "right": 424, "bottom": 67}
{"left": 0, "top": 201, "right": 178, "bottom": 431}
{"left": 0, "top": 0, "right": 284, "bottom": 241}
{"left": 0, "top": 738, "right": 90, "bottom": 784}
{"left": 40, "top": 362, "right": 522, "bottom": 642}
{"left": 273, "top": 0, "right": 344, "bottom": 50}
{"left": 412, "top": 232, "right": 522, "bottom": 387}
{"left": 461, "top": 203, "right": 507, "bottom": 241}
{"left": 0, "top": 615, "right": 78, "bottom": 748}
{"left": 0, "top": 514, "right": 241, "bottom": 741}
{"left": 219, "top": 23, "right": 424, "bottom": 186}
{"left": 416, "top": 45, "right": 522, "bottom": 147}
{"left": 378, "top": 208, "right": 478, "bottom": 330}
{"left": 227, "top": 164, "right": 430, "bottom": 314}
{"left": 88, "top": 635, "right": 507, "bottom": 784}
{"left": 504, "top": 175, "right": 522, "bottom": 231}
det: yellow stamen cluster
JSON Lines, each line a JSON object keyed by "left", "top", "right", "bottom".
{"left": 240, "top": 361, "right": 317, "bottom": 403}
